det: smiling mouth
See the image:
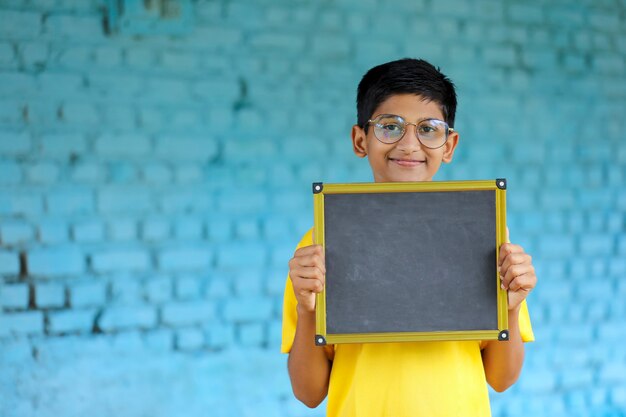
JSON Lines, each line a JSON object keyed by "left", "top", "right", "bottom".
{"left": 389, "top": 158, "right": 425, "bottom": 167}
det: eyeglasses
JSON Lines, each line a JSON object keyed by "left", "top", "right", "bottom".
{"left": 366, "top": 114, "right": 455, "bottom": 149}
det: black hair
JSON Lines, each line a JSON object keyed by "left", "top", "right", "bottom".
{"left": 356, "top": 58, "right": 457, "bottom": 129}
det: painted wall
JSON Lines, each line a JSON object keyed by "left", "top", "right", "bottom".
{"left": 1, "top": 0, "right": 625, "bottom": 416}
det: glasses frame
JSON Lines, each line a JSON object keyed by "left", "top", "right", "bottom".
{"left": 365, "top": 114, "right": 455, "bottom": 149}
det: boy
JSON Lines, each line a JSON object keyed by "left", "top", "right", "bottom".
{"left": 281, "top": 58, "right": 537, "bottom": 416}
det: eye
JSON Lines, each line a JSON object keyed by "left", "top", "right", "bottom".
{"left": 380, "top": 123, "right": 402, "bottom": 132}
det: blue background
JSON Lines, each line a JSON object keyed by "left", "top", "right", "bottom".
{"left": 1, "top": 0, "right": 625, "bottom": 416}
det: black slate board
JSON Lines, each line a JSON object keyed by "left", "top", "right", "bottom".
{"left": 323, "top": 190, "right": 498, "bottom": 335}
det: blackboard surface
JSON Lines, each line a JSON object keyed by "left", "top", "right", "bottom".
{"left": 324, "top": 190, "right": 498, "bottom": 335}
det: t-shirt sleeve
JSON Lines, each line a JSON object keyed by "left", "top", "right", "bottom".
{"left": 280, "top": 228, "right": 313, "bottom": 354}
{"left": 519, "top": 299, "right": 534, "bottom": 342}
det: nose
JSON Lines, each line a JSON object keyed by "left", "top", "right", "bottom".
{"left": 395, "top": 123, "right": 423, "bottom": 153}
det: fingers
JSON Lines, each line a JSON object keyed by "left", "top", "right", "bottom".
{"left": 498, "top": 242, "right": 524, "bottom": 266}
{"left": 289, "top": 244, "right": 326, "bottom": 298}
{"left": 500, "top": 252, "right": 532, "bottom": 274}
{"left": 290, "top": 265, "right": 326, "bottom": 286}
{"left": 506, "top": 272, "right": 537, "bottom": 292}
{"left": 289, "top": 245, "right": 325, "bottom": 274}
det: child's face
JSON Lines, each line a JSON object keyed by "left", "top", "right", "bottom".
{"left": 351, "top": 94, "right": 459, "bottom": 182}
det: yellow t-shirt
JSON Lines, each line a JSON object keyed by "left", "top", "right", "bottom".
{"left": 281, "top": 228, "right": 534, "bottom": 417}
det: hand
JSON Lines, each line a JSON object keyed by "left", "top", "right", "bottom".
{"left": 498, "top": 238, "right": 537, "bottom": 311}
{"left": 288, "top": 244, "right": 326, "bottom": 314}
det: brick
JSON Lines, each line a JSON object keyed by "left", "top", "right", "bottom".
{"left": 162, "top": 301, "right": 215, "bottom": 326}
{"left": 0, "top": 161, "right": 23, "bottom": 185}
{"left": 26, "top": 162, "right": 60, "bottom": 184}
{"left": 0, "top": 311, "right": 43, "bottom": 336}
{"left": 540, "top": 190, "right": 574, "bottom": 209}
{"left": 18, "top": 41, "right": 47, "bottom": 68}
{"left": 206, "top": 275, "right": 230, "bottom": 298}
{"left": 144, "top": 78, "right": 189, "bottom": 102}
{"left": 40, "top": 133, "right": 87, "bottom": 157}
{"left": 103, "top": 104, "right": 135, "bottom": 129}
{"left": 94, "top": 46, "right": 122, "bottom": 67}
{"left": 508, "top": 3, "right": 544, "bottom": 23}
{"left": 312, "top": 35, "right": 350, "bottom": 59}
{"left": 60, "top": 102, "right": 99, "bottom": 125}
{"left": 175, "top": 164, "right": 202, "bottom": 184}
{"left": 173, "top": 217, "right": 203, "bottom": 240}
{"left": 0, "top": 72, "right": 36, "bottom": 96}
{"left": 27, "top": 246, "right": 84, "bottom": 276}
{"left": 218, "top": 190, "right": 267, "bottom": 214}
{"left": 34, "top": 283, "right": 65, "bottom": 308}
{"left": 593, "top": 54, "right": 625, "bottom": 74}
{"left": 56, "top": 46, "right": 92, "bottom": 68}
{"left": 99, "top": 306, "right": 157, "bottom": 331}
{"left": 107, "top": 218, "right": 137, "bottom": 241}
{"left": 144, "top": 276, "right": 172, "bottom": 303}
{"left": 46, "top": 188, "right": 94, "bottom": 214}
{"left": 206, "top": 323, "right": 235, "bottom": 349}
{"left": 599, "top": 363, "right": 626, "bottom": 383}
{"left": 223, "top": 296, "right": 272, "bottom": 322}
{"left": 160, "top": 51, "right": 197, "bottom": 73}
{"left": 0, "top": 10, "right": 41, "bottom": 38}
{"left": 72, "top": 220, "right": 104, "bottom": 242}
{"left": 238, "top": 322, "right": 265, "bottom": 347}
{"left": 235, "top": 218, "right": 260, "bottom": 240}
{"left": 0, "top": 130, "right": 31, "bottom": 155}
{"left": 24, "top": 100, "right": 59, "bottom": 126}
{"left": 45, "top": 14, "right": 103, "bottom": 39}
{"left": 141, "top": 163, "right": 172, "bottom": 184}
{"left": 233, "top": 268, "right": 262, "bottom": 296}
{"left": 580, "top": 235, "right": 614, "bottom": 256}
{"left": 110, "top": 278, "right": 142, "bottom": 305}
{"left": 144, "top": 329, "right": 172, "bottom": 351}
{"left": 1, "top": 283, "right": 30, "bottom": 309}
{"left": 91, "top": 249, "right": 150, "bottom": 272}
{"left": 98, "top": 187, "right": 152, "bottom": 213}
{"left": 249, "top": 33, "right": 305, "bottom": 53}
{"left": 158, "top": 246, "right": 212, "bottom": 271}
{"left": 175, "top": 275, "right": 202, "bottom": 299}
{"left": 108, "top": 161, "right": 138, "bottom": 183}
{"left": 537, "top": 235, "right": 575, "bottom": 258}
{"left": 0, "top": 41, "right": 15, "bottom": 66}
{"left": 0, "top": 221, "right": 34, "bottom": 245}
{"left": 39, "top": 72, "right": 83, "bottom": 94}
{"left": 175, "top": 328, "right": 205, "bottom": 350}
{"left": 70, "top": 162, "right": 105, "bottom": 183}
{"left": 48, "top": 309, "right": 95, "bottom": 333}
{"left": 0, "top": 100, "right": 24, "bottom": 124}
{"left": 141, "top": 218, "right": 171, "bottom": 241}
{"left": 69, "top": 281, "right": 106, "bottom": 307}
{"left": 193, "top": 78, "right": 239, "bottom": 103}
{"left": 217, "top": 242, "right": 266, "bottom": 268}
{"left": 37, "top": 220, "right": 68, "bottom": 244}
{"left": 154, "top": 135, "right": 219, "bottom": 161}
{"left": 160, "top": 189, "right": 212, "bottom": 215}
{"left": 482, "top": 46, "right": 517, "bottom": 66}
{"left": 95, "top": 133, "right": 150, "bottom": 157}
{"left": 577, "top": 280, "right": 613, "bottom": 300}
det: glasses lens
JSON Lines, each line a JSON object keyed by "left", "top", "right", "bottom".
{"left": 417, "top": 119, "right": 448, "bottom": 148}
{"left": 373, "top": 116, "right": 405, "bottom": 143}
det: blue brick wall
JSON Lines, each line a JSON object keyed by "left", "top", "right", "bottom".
{"left": 1, "top": 0, "right": 625, "bottom": 416}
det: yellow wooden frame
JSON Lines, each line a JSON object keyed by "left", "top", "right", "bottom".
{"left": 313, "top": 179, "right": 509, "bottom": 345}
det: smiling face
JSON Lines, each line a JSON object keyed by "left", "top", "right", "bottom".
{"left": 351, "top": 94, "right": 459, "bottom": 183}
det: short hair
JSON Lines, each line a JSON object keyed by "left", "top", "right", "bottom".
{"left": 356, "top": 58, "right": 457, "bottom": 129}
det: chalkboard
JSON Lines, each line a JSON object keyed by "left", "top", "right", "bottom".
{"left": 312, "top": 180, "right": 509, "bottom": 345}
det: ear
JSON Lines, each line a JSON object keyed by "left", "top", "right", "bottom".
{"left": 442, "top": 130, "right": 459, "bottom": 163}
{"left": 351, "top": 125, "right": 368, "bottom": 158}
